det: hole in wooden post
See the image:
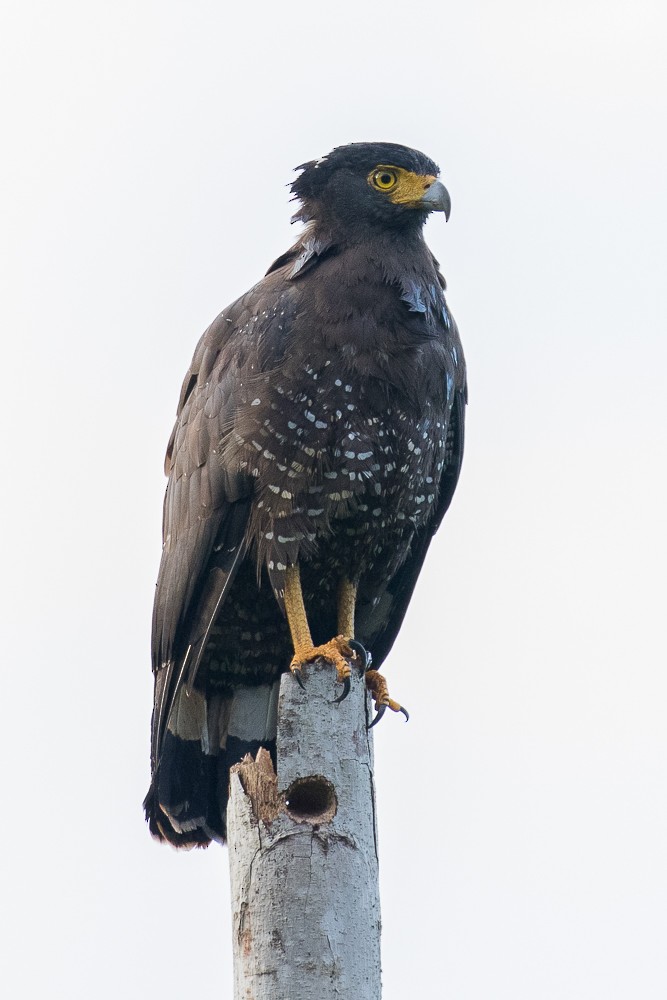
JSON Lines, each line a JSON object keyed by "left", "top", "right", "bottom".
{"left": 285, "top": 775, "right": 337, "bottom": 824}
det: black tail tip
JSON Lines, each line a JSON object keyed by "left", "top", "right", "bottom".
{"left": 143, "top": 780, "right": 214, "bottom": 850}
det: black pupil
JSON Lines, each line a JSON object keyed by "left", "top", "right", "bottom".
{"left": 380, "top": 173, "right": 393, "bottom": 186}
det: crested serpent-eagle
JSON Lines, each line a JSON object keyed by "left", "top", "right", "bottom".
{"left": 145, "top": 142, "right": 467, "bottom": 847}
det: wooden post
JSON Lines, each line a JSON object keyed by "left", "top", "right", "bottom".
{"left": 227, "top": 659, "right": 382, "bottom": 999}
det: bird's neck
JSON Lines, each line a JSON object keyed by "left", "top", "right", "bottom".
{"left": 312, "top": 224, "right": 439, "bottom": 311}
{"left": 295, "top": 226, "right": 445, "bottom": 398}
{"left": 309, "top": 219, "right": 428, "bottom": 256}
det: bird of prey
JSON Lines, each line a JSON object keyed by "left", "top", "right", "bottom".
{"left": 145, "top": 141, "right": 467, "bottom": 847}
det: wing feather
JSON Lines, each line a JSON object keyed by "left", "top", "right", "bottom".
{"left": 149, "top": 310, "right": 254, "bottom": 770}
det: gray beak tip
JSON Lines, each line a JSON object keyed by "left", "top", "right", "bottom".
{"left": 421, "top": 179, "right": 451, "bottom": 220}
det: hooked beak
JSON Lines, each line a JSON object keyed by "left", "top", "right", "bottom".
{"left": 420, "top": 179, "right": 451, "bottom": 220}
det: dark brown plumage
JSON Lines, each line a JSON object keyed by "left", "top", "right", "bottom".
{"left": 145, "top": 142, "right": 467, "bottom": 847}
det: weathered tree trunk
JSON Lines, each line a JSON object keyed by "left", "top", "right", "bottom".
{"left": 227, "top": 660, "right": 381, "bottom": 999}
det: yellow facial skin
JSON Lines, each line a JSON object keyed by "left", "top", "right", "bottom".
{"left": 367, "top": 165, "right": 438, "bottom": 206}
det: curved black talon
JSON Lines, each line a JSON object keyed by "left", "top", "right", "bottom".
{"left": 293, "top": 670, "right": 305, "bottom": 691}
{"left": 368, "top": 704, "right": 386, "bottom": 729}
{"left": 332, "top": 675, "right": 351, "bottom": 704}
{"left": 348, "top": 640, "right": 372, "bottom": 671}
{"left": 368, "top": 703, "right": 409, "bottom": 729}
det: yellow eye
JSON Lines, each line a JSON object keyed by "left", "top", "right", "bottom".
{"left": 371, "top": 168, "right": 398, "bottom": 191}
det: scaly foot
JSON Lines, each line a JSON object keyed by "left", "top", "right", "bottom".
{"left": 365, "top": 669, "right": 409, "bottom": 728}
{"left": 290, "top": 635, "right": 358, "bottom": 702}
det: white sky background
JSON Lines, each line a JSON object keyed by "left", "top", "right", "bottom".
{"left": 1, "top": 1, "right": 666, "bottom": 996}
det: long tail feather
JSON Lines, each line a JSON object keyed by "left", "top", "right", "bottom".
{"left": 143, "top": 680, "right": 280, "bottom": 847}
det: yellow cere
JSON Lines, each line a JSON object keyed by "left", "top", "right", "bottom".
{"left": 367, "top": 165, "right": 438, "bottom": 205}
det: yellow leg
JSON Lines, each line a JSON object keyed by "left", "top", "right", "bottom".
{"left": 284, "top": 565, "right": 355, "bottom": 682}
{"left": 337, "top": 578, "right": 357, "bottom": 639}
{"left": 284, "top": 564, "right": 313, "bottom": 657}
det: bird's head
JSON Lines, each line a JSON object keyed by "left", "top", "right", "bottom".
{"left": 290, "top": 142, "right": 451, "bottom": 237}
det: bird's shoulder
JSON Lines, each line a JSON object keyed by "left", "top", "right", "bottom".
{"left": 163, "top": 272, "right": 297, "bottom": 473}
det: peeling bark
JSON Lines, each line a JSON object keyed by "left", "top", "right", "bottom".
{"left": 227, "top": 660, "right": 381, "bottom": 999}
